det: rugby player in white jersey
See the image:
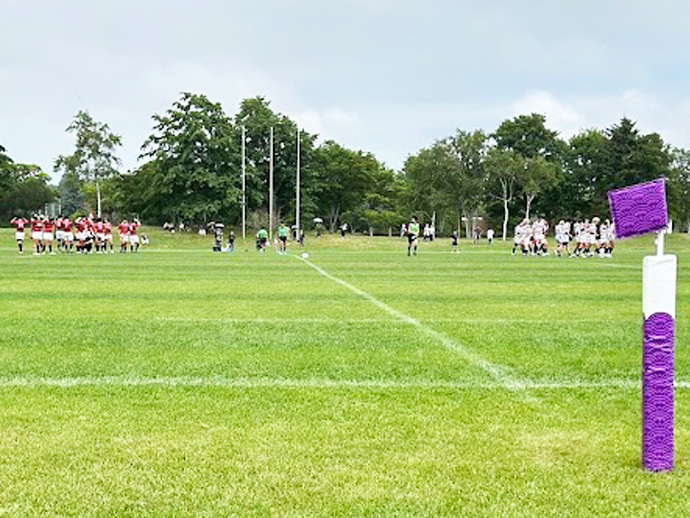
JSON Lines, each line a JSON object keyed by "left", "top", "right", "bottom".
{"left": 532, "top": 217, "right": 549, "bottom": 256}
{"left": 554, "top": 220, "right": 570, "bottom": 257}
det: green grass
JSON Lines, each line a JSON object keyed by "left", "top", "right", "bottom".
{"left": 1, "top": 228, "right": 690, "bottom": 517}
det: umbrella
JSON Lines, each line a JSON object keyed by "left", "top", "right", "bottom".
{"left": 313, "top": 218, "right": 324, "bottom": 223}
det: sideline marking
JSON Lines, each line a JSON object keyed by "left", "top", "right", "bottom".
{"left": 297, "top": 256, "right": 530, "bottom": 394}
{"left": 0, "top": 375, "right": 670, "bottom": 390}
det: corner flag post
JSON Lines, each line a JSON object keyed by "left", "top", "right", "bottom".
{"left": 608, "top": 178, "right": 676, "bottom": 472}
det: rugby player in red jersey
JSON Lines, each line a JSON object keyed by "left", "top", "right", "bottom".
{"left": 42, "top": 216, "right": 56, "bottom": 255}
{"left": 128, "top": 218, "right": 141, "bottom": 252}
{"left": 118, "top": 219, "right": 129, "bottom": 253}
{"left": 63, "top": 217, "right": 74, "bottom": 253}
{"left": 104, "top": 218, "right": 114, "bottom": 254}
{"left": 10, "top": 216, "right": 28, "bottom": 254}
{"left": 30, "top": 214, "right": 44, "bottom": 255}
{"left": 75, "top": 217, "right": 87, "bottom": 253}
{"left": 94, "top": 218, "right": 106, "bottom": 254}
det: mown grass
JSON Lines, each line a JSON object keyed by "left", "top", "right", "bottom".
{"left": 1, "top": 227, "right": 690, "bottom": 517}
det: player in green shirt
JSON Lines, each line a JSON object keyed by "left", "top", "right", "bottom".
{"left": 256, "top": 226, "right": 269, "bottom": 252}
{"left": 277, "top": 223, "right": 289, "bottom": 254}
{"left": 407, "top": 216, "right": 420, "bottom": 257}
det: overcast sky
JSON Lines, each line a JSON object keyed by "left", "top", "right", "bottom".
{"left": 2, "top": 0, "right": 689, "bottom": 181}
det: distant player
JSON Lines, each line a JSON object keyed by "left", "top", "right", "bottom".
{"left": 94, "top": 218, "right": 106, "bottom": 253}
{"left": 10, "top": 216, "right": 28, "bottom": 254}
{"left": 104, "top": 219, "right": 114, "bottom": 253}
{"left": 407, "top": 216, "right": 420, "bottom": 257}
{"left": 554, "top": 220, "right": 570, "bottom": 257}
{"left": 43, "top": 216, "right": 55, "bottom": 255}
{"left": 225, "top": 231, "right": 235, "bottom": 252}
{"left": 532, "top": 217, "right": 548, "bottom": 256}
{"left": 30, "top": 214, "right": 43, "bottom": 255}
{"left": 128, "top": 219, "right": 141, "bottom": 252}
{"left": 277, "top": 223, "right": 289, "bottom": 254}
{"left": 256, "top": 226, "right": 269, "bottom": 252}
{"left": 118, "top": 219, "right": 129, "bottom": 253}
{"left": 340, "top": 223, "right": 348, "bottom": 239}
{"left": 450, "top": 230, "right": 459, "bottom": 253}
{"left": 486, "top": 228, "right": 495, "bottom": 245}
{"left": 63, "top": 217, "right": 74, "bottom": 253}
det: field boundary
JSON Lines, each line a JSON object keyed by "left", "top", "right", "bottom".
{"left": 0, "top": 375, "right": 668, "bottom": 389}
{"left": 297, "top": 256, "right": 533, "bottom": 394}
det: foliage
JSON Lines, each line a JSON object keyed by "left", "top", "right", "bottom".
{"left": 138, "top": 92, "right": 239, "bottom": 224}
{"left": 0, "top": 144, "right": 55, "bottom": 221}
{"left": 54, "top": 111, "right": 122, "bottom": 216}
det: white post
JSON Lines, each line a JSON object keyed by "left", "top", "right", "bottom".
{"left": 656, "top": 230, "right": 665, "bottom": 257}
{"left": 242, "top": 125, "right": 246, "bottom": 241}
{"left": 269, "top": 126, "right": 274, "bottom": 241}
{"left": 296, "top": 127, "right": 301, "bottom": 237}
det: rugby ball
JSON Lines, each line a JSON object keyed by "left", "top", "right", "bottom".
{"left": 301, "top": 252, "right": 310, "bottom": 259}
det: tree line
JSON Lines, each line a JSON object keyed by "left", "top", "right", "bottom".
{"left": 2, "top": 93, "right": 689, "bottom": 237}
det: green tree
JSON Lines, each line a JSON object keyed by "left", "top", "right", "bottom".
{"left": 139, "top": 92, "right": 239, "bottom": 224}
{"left": 58, "top": 171, "right": 86, "bottom": 217}
{"left": 668, "top": 148, "right": 690, "bottom": 232}
{"left": 493, "top": 114, "right": 565, "bottom": 220}
{"left": 521, "top": 156, "right": 559, "bottom": 219}
{"left": 312, "top": 141, "right": 387, "bottom": 232}
{"left": 484, "top": 148, "right": 523, "bottom": 240}
{"left": 54, "top": 111, "right": 122, "bottom": 217}
{"left": 0, "top": 159, "right": 54, "bottom": 221}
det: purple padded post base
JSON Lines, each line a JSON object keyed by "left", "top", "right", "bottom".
{"left": 642, "top": 312, "right": 674, "bottom": 472}
{"left": 608, "top": 179, "right": 668, "bottom": 240}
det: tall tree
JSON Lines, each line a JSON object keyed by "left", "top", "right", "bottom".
{"left": 484, "top": 148, "right": 523, "bottom": 240}
{"left": 54, "top": 111, "right": 122, "bottom": 217}
{"left": 668, "top": 148, "right": 690, "bottom": 232}
{"left": 139, "top": 92, "right": 239, "bottom": 224}
{"left": 521, "top": 156, "right": 559, "bottom": 219}
{"left": 494, "top": 113, "right": 565, "bottom": 220}
{"left": 312, "top": 141, "right": 386, "bottom": 232}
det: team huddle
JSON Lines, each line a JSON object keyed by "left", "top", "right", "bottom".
{"left": 512, "top": 217, "right": 616, "bottom": 258}
{"left": 10, "top": 214, "right": 143, "bottom": 255}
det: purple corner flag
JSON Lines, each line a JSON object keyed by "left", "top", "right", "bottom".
{"left": 608, "top": 178, "right": 675, "bottom": 472}
{"left": 608, "top": 179, "right": 668, "bottom": 240}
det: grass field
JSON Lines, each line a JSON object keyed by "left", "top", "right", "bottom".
{"left": 1, "top": 228, "right": 690, "bottom": 517}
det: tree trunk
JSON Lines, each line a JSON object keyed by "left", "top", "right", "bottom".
{"left": 502, "top": 198, "right": 509, "bottom": 241}
{"left": 525, "top": 194, "right": 535, "bottom": 220}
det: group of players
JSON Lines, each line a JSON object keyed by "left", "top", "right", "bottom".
{"left": 512, "top": 217, "right": 616, "bottom": 258}
{"left": 10, "top": 214, "right": 143, "bottom": 255}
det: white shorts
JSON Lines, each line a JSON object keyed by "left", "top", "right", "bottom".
{"left": 119, "top": 233, "right": 128, "bottom": 243}
{"left": 105, "top": 234, "right": 113, "bottom": 242}
{"left": 129, "top": 235, "right": 140, "bottom": 244}
{"left": 96, "top": 233, "right": 105, "bottom": 241}
{"left": 76, "top": 232, "right": 85, "bottom": 241}
{"left": 65, "top": 232, "right": 74, "bottom": 242}
{"left": 15, "top": 231, "right": 25, "bottom": 241}
{"left": 55, "top": 230, "right": 63, "bottom": 241}
{"left": 31, "top": 231, "right": 42, "bottom": 241}
{"left": 43, "top": 233, "right": 53, "bottom": 242}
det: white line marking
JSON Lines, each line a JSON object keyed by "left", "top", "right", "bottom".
{"left": 297, "top": 257, "right": 530, "bottom": 393}
{"left": 0, "top": 375, "right": 672, "bottom": 390}
{"left": 151, "top": 317, "right": 625, "bottom": 325}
